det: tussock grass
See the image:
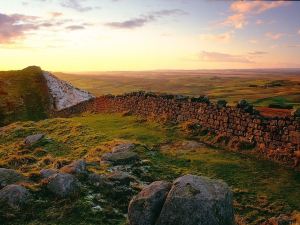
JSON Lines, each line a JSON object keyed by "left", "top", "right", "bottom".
{"left": 0, "top": 113, "right": 300, "bottom": 224}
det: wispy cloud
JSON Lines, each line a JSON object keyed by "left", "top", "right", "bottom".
{"left": 298, "top": 29, "right": 300, "bottom": 36}
{"left": 0, "top": 13, "right": 39, "bottom": 43}
{"left": 50, "top": 12, "right": 63, "bottom": 18}
{"left": 199, "top": 51, "right": 253, "bottom": 63}
{"left": 248, "top": 51, "right": 267, "bottom": 55}
{"left": 200, "top": 31, "right": 234, "bottom": 43}
{"left": 222, "top": 1, "right": 290, "bottom": 29}
{"left": 60, "top": 0, "right": 97, "bottom": 12}
{"left": 0, "top": 11, "right": 83, "bottom": 44}
{"left": 66, "top": 25, "right": 85, "bottom": 30}
{"left": 256, "top": 19, "right": 263, "bottom": 25}
{"left": 265, "top": 32, "right": 285, "bottom": 40}
{"left": 249, "top": 39, "right": 258, "bottom": 44}
{"left": 105, "top": 9, "right": 187, "bottom": 29}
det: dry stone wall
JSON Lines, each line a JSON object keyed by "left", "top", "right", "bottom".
{"left": 54, "top": 92, "right": 300, "bottom": 167}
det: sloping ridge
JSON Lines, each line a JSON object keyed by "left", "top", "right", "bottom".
{"left": 43, "top": 71, "right": 95, "bottom": 111}
{"left": 0, "top": 66, "right": 94, "bottom": 126}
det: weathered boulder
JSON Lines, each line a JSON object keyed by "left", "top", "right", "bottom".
{"left": 47, "top": 173, "right": 80, "bottom": 198}
{"left": 112, "top": 143, "right": 135, "bottom": 153}
{"left": 88, "top": 172, "right": 134, "bottom": 201}
{"left": 106, "top": 171, "right": 134, "bottom": 186}
{"left": 128, "top": 181, "right": 172, "bottom": 225}
{"left": 40, "top": 169, "right": 58, "bottom": 178}
{"left": 155, "top": 175, "right": 234, "bottom": 225}
{"left": 102, "top": 151, "right": 139, "bottom": 165}
{"left": 0, "top": 185, "right": 31, "bottom": 209}
{"left": 0, "top": 168, "right": 26, "bottom": 188}
{"left": 89, "top": 171, "right": 134, "bottom": 187}
{"left": 24, "top": 134, "right": 44, "bottom": 146}
{"left": 60, "top": 159, "right": 86, "bottom": 175}
{"left": 88, "top": 173, "right": 106, "bottom": 187}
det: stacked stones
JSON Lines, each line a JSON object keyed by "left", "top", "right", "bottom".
{"left": 52, "top": 92, "right": 300, "bottom": 167}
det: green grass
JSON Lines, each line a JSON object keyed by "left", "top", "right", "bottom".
{"left": 144, "top": 146, "right": 300, "bottom": 224}
{"left": 0, "top": 113, "right": 177, "bottom": 172}
{"left": 1, "top": 113, "right": 300, "bottom": 224}
{"left": 0, "top": 66, "right": 50, "bottom": 126}
{"left": 253, "top": 94, "right": 300, "bottom": 108}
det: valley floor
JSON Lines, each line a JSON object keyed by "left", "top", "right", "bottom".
{"left": 0, "top": 113, "right": 300, "bottom": 225}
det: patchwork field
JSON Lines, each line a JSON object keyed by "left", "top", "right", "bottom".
{"left": 1, "top": 113, "right": 299, "bottom": 225}
{"left": 55, "top": 69, "right": 300, "bottom": 109}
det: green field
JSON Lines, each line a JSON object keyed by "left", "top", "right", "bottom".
{"left": 56, "top": 70, "right": 300, "bottom": 108}
{"left": 1, "top": 113, "right": 299, "bottom": 225}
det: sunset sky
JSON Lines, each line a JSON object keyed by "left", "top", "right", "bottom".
{"left": 0, "top": 0, "right": 300, "bottom": 72}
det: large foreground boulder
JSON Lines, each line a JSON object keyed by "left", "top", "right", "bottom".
{"left": 0, "top": 168, "right": 26, "bottom": 188}
{"left": 128, "top": 175, "right": 234, "bottom": 225}
{"left": 128, "top": 181, "right": 172, "bottom": 225}
{"left": 47, "top": 173, "right": 80, "bottom": 198}
{"left": 156, "top": 175, "right": 234, "bottom": 225}
{"left": 0, "top": 185, "right": 31, "bottom": 209}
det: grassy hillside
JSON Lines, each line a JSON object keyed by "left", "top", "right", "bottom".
{"left": 0, "top": 113, "right": 299, "bottom": 225}
{"left": 55, "top": 70, "right": 300, "bottom": 108}
{"left": 0, "top": 66, "right": 51, "bottom": 126}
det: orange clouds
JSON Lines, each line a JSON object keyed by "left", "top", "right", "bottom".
{"left": 200, "top": 31, "right": 233, "bottom": 43}
{"left": 222, "top": 1, "right": 289, "bottom": 29}
{"left": 230, "top": 1, "right": 289, "bottom": 14}
{"left": 265, "top": 32, "right": 285, "bottom": 40}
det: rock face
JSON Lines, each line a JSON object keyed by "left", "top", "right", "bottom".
{"left": 43, "top": 72, "right": 94, "bottom": 111}
{"left": 0, "top": 185, "right": 31, "bottom": 209}
{"left": 60, "top": 160, "right": 86, "bottom": 175}
{"left": 128, "top": 175, "right": 234, "bottom": 225}
{"left": 128, "top": 181, "right": 172, "bottom": 225}
{"left": 47, "top": 173, "right": 80, "bottom": 197}
{"left": 24, "top": 134, "right": 44, "bottom": 146}
{"left": 0, "top": 168, "right": 26, "bottom": 188}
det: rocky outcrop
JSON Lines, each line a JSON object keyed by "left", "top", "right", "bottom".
{"left": 112, "top": 143, "right": 135, "bottom": 153}
{"left": 128, "top": 175, "right": 234, "bottom": 225}
{"left": 40, "top": 169, "right": 58, "bottom": 178}
{"left": 43, "top": 72, "right": 94, "bottom": 111}
{"left": 0, "top": 168, "right": 26, "bottom": 188}
{"left": 24, "top": 133, "right": 44, "bottom": 146}
{"left": 47, "top": 173, "right": 80, "bottom": 197}
{"left": 0, "top": 185, "right": 31, "bottom": 209}
{"left": 102, "top": 150, "right": 139, "bottom": 165}
{"left": 60, "top": 159, "right": 87, "bottom": 175}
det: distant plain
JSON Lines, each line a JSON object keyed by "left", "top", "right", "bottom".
{"left": 55, "top": 69, "right": 300, "bottom": 109}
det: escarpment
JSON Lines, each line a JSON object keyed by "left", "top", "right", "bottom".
{"left": 43, "top": 72, "right": 94, "bottom": 111}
